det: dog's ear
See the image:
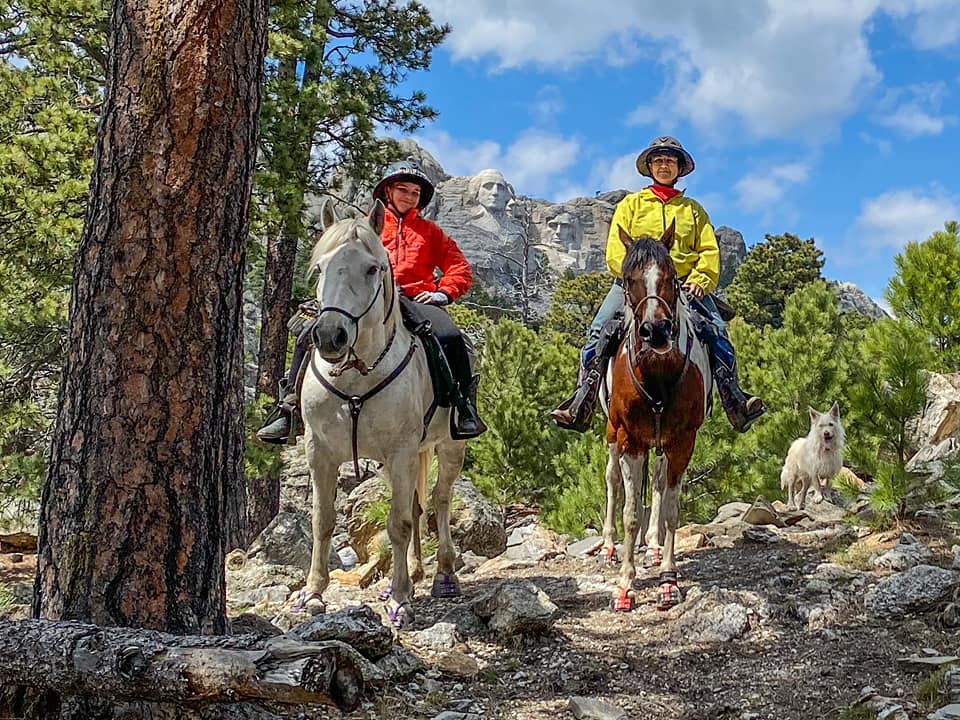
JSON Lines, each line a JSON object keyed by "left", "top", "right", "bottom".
{"left": 808, "top": 406, "right": 820, "bottom": 423}
{"left": 829, "top": 401, "right": 840, "bottom": 419}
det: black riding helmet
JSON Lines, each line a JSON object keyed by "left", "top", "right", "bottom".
{"left": 635, "top": 136, "right": 696, "bottom": 178}
{"left": 372, "top": 160, "right": 435, "bottom": 209}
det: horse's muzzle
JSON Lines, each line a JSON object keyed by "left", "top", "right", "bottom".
{"left": 314, "top": 316, "right": 351, "bottom": 361}
{"left": 638, "top": 319, "right": 672, "bottom": 350}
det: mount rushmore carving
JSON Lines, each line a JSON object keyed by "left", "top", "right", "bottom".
{"left": 321, "top": 139, "right": 882, "bottom": 321}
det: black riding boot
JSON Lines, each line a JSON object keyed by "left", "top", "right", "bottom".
{"left": 550, "top": 356, "right": 605, "bottom": 433}
{"left": 452, "top": 375, "right": 487, "bottom": 440}
{"left": 714, "top": 360, "right": 766, "bottom": 433}
{"left": 257, "top": 380, "right": 297, "bottom": 444}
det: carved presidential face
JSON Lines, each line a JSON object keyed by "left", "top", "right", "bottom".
{"left": 473, "top": 170, "right": 513, "bottom": 213}
{"left": 548, "top": 214, "right": 578, "bottom": 250}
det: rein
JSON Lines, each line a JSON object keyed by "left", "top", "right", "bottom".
{"left": 313, "top": 266, "right": 398, "bottom": 376}
{"left": 624, "top": 277, "right": 691, "bottom": 456}
{"left": 311, "top": 259, "right": 415, "bottom": 480}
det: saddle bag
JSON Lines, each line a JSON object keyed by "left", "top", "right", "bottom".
{"left": 287, "top": 299, "right": 320, "bottom": 336}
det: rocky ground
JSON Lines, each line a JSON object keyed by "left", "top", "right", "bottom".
{"left": 5, "top": 485, "right": 960, "bottom": 720}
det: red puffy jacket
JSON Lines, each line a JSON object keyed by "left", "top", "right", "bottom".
{"left": 381, "top": 208, "right": 473, "bottom": 301}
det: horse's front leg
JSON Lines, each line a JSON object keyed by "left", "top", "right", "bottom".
{"left": 383, "top": 446, "right": 419, "bottom": 628}
{"left": 297, "top": 435, "right": 338, "bottom": 615}
{"left": 612, "top": 449, "right": 647, "bottom": 611}
{"left": 643, "top": 453, "right": 665, "bottom": 570}
{"left": 657, "top": 444, "right": 693, "bottom": 611}
{"left": 431, "top": 441, "right": 466, "bottom": 599}
{"left": 602, "top": 442, "right": 624, "bottom": 567}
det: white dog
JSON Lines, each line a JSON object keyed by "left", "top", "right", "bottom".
{"left": 781, "top": 402, "right": 845, "bottom": 511}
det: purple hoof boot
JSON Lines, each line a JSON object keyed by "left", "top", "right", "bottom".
{"left": 386, "top": 600, "right": 413, "bottom": 628}
{"left": 431, "top": 572, "right": 462, "bottom": 599}
{"left": 292, "top": 590, "right": 325, "bottom": 615}
{"left": 377, "top": 582, "right": 393, "bottom": 602}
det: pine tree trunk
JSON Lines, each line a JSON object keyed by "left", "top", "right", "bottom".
{"left": 35, "top": 0, "right": 267, "bottom": 645}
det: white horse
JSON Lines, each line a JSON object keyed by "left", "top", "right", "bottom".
{"left": 296, "top": 199, "right": 465, "bottom": 627}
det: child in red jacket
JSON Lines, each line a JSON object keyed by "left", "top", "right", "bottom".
{"left": 257, "top": 161, "right": 486, "bottom": 443}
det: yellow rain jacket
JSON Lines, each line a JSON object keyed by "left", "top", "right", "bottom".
{"left": 605, "top": 188, "right": 720, "bottom": 295}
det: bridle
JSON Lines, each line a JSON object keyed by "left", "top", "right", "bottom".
{"left": 625, "top": 274, "right": 683, "bottom": 354}
{"left": 310, "top": 245, "right": 417, "bottom": 480}
{"left": 311, "top": 256, "right": 398, "bottom": 377}
{"left": 623, "top": 270, "right": 693, "bottom": 456}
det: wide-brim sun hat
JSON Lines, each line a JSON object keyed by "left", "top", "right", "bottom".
{"left": 373, "top": 160, "right": 435, "bottom": 209}
{"left": 635, "top": 136, "right": 695, "bottom": 178}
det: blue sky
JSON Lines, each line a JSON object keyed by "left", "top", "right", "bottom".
{"left": 392, "top": 0, "right": 960, "bottom": 303}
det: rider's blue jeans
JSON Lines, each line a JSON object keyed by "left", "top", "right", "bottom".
{"left": 581, "top": 280, "right": 735, "bottom": 369}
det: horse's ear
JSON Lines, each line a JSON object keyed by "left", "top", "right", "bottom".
{"left": 320, "top": 197, "right": 338, "bottom": 231}
{"left": 369, "top": 199, "right": 386, "bottom": 236}
{"left": 829, "top": 401, "right": 840, "bottom": 418}
{"left": 661, "top": 219, "right": 676, "bottom": 251}
{"left": 617, "top": 225, "right": 633, "bottom": 250}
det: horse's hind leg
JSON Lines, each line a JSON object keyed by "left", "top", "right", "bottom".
{"left": 407, "top": 451, "right": 430, "bottom": 585}
{"left": 431, "top": 441, "right": 465, "bottom": 599}
{"left": 612, "top": 451, "right": 647, "bottom": 611}
{"left": 602, "top": 443, "right": 624, "bottom": 567}
{"left": 298, "top": 436, "right": 337, "bottom": 615}
{"left": 383, "top": 447, "right": 419, "bottom": 628}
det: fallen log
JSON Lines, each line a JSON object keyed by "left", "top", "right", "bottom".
{"left": 0, "top": 619, "right": 363, "bottom": 711}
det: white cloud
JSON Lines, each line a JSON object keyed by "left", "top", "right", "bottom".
{"left": 529, "top": 85, "right": 565, "bottom": 125}
{"left": 854, "top": 188, "right": 959, "bottom": 247}
{"left": 860, "top": 131, "right": 894, "bottom": 154}
{"left": 422, "top": 1, "right": 890, "bottom": 140}
{"left": 882, "top": 0, "right": 960, "bottom": 49}
{"left": 414, "top": 128, "right": 580, "bottom": 197}
{"left": 592, "top": 153, "right": 645, "bottom": 195}
{"left": 734, "top": 161, "right": 811, "bottom": 212}
{"left": 874, "top": 82, "right": 955, "bottom": 136}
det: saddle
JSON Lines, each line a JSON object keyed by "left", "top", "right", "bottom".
{"left": 398, "top": 301, "right": 460, "bottom": 408}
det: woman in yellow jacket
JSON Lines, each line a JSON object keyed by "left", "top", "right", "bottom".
{"left": 551, "top": 136, "right": 765, "bottom": 433}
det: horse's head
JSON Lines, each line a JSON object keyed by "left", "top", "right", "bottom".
{"left": 618, "top": 220, "right": 679, "bottom": 353}
{"left": 309, "top": 199, "right": 393, "bottom": 364}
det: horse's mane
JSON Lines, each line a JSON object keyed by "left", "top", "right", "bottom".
{"left": 621, "top": 235, "right": 675, "bottom": 279}
{"left": 308, "top": 216, "right": 386, "bottom": 275}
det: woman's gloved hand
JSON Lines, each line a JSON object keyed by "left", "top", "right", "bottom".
{"left": 413, "top": 291, "right": 450, "bottom": 305}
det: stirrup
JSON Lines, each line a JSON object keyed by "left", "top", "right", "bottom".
{"left": 550, "top": 370, "right": 601, "bottom": 433}
{"left": 550, "top": 396, "right": 591, "bottom": 432}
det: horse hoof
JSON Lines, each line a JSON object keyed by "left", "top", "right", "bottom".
{"left": 431, "top": 573, "right": 461, "bottom": 599}
{"left": 386, "top": 600, "right": 413, "bottom": 628}
{"left": 656, "top": 582, "right": 681, "bottom": 611}
{"left": 642, "top": 547, "right": 662, "bottom": 568}
{"left": 610, "top": 587, "right": 634, "bottom": 612}
{"left": 292, "top": 590, "right": 325, "bottom": 615}
{"left": 377, "top": 582, "right": 393, "bottom": 602}
{"left": 603, "top": 546, "right": 619, "bottom": 568}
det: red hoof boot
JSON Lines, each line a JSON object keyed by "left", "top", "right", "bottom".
{"left": 643, "top": 547, "right": 662, "bottom": 568}
{"left": 610, "top": 587, "right": 634, "bottom": 612}
{"left": 603, "top": 546, "right": 619, "bottom": 568}
{"left": 656, "top": 580, "right": 681, "bottom": 611}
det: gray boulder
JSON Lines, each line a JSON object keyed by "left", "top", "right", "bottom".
{"left": 864, "top": 564, "right": 959, "bottom": 618}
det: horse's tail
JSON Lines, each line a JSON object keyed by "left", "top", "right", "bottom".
{"left": 416, "top": 450, "right": 432, "bottom": 516}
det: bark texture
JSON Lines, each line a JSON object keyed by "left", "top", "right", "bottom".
{"left": 35, "top": 0, "right": 268, "bottom": 637}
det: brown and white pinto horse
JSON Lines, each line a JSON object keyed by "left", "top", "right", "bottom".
{"left": 603, "top": 221, "right": 711, "bottom": 611}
